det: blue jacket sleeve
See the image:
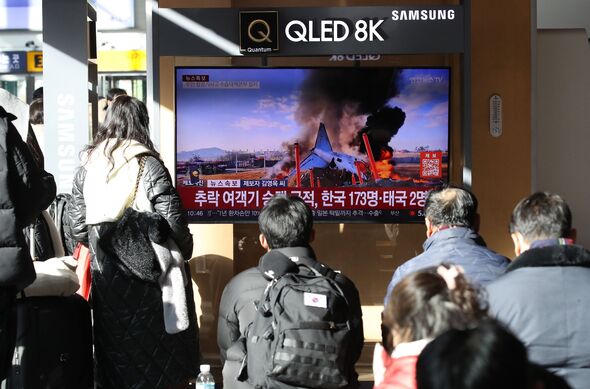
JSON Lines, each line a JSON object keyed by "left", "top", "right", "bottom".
{"left": 384, "top": 265, "right": 405, "bottom": 306}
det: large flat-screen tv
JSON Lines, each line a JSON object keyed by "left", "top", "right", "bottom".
{"left": 175, "top": 67, "right": 450, "bottom": 223}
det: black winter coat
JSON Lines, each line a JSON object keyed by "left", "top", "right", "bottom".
{"left": 0, "top": 106, "right": 55, "bottom": 380}
{"left": 0, "top": 106, "right": 55, "bottom": 289}
{"left": 70, "top": 153, "right": 199, "bottom": 389}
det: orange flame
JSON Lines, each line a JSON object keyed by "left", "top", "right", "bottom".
{"left": 376, "top": 147, "right": 430, "bottom": 183}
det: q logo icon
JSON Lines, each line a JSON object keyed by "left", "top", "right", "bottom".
{"left": 239, "top": 11, "right": 279, "bottom": 53}
{"left": 248, "top": 19, "right": 272, "bottom": 43}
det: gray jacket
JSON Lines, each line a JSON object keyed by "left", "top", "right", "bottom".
{"left": 487, "top": 244, "right": 590, "bottom": 389}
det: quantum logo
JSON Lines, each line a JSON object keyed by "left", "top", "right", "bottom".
{"left": 248, "top": 19, "right": 272, "bottom": 43}
{"left": 239, "top": 11, "right": 279, "bottom": 54}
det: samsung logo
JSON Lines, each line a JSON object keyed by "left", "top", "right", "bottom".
{"left": 391, "top": 9, "right": 455, "bottom": 21}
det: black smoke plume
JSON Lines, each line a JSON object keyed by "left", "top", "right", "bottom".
{"left": 271, "top": 68, "right": 404, "bottom": 177}
{"left": 355, "top": 106, "right": 406, "bottom": 157}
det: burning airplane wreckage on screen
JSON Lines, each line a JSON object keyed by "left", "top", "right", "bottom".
{"left": 285, "top": 121, "right": 442, "bottom": 188}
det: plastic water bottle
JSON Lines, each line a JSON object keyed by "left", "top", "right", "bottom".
{"left": 195, "top": 364, "right": 215, "bottom": 389}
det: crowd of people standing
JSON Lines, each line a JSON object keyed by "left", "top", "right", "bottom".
{"left": 0, "top": 87, "right": 588, "bottom": 389}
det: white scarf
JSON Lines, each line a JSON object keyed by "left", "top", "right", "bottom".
{"left": 83, "top": 139, "right": 152, "bottom": 224}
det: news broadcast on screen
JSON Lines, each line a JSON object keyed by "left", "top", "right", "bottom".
{"left": 175, "top": 67, "right": 449, "bottom": 222}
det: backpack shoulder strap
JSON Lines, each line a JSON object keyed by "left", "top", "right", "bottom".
{"left": 305, "top": 260, "right": 337, "bottom": 279}
{"left": 296, "top": 261, "right": 350, "bottom": 306}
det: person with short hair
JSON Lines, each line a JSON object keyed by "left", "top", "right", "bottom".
{"left": 384, "top": 186, "right": 508, "bottom": 304}
{"left": 416, "top": 320, "right": 529, "bottom": 389}
{"left": 373, "top": 265, "right": 486, "bottom": 389}
{"left": 416, "top": 320, "right": 571, "bottom": 389}
{"left": 217, "top": 195, "right": 364, "bottom": 389}
{"left": 487, "top": 192, "right": 590, "bottom": 389}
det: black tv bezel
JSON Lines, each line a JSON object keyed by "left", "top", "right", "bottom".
{"left": 173, "top": 65, "right": 452, "bottom": 224}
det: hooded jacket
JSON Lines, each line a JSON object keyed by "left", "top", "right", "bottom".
{"left": 69, "top": 139, "right": 198, "bottom": 389}
{"left": 487, "top": 244, "right": 590, "bottom": 389}
{"left": 385, "top": 227, "right": 508, "bottom": 304}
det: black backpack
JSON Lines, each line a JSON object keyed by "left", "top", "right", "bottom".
{"left": 47, "top": 193, "right": 76, "bottom": 256}
{"left": 245, "top": 252, "right": 353, "bottom": 389}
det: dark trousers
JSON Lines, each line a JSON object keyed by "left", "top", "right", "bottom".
{"left": 0, "top": 289, "right": 15, "bottom": 381}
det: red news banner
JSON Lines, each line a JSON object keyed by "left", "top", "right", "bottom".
{"left": 179, "top": 187, "right": 434, "bottom": 221}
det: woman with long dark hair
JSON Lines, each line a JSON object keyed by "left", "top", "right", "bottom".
{"left": 70, "top": 96, "right": 199, "bottom": 389}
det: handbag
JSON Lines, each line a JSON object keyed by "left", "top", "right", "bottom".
{"left": 23, "top": 257, "right": 79, "bottom": 297}
{"left": 22, "top": 220, "right": 79, "bottom": 298}
{"left": 73, "top": 243, "right": 91, "bottom": 300}
{"left": 99, "top": 156, "right": 164, "bottom": 283}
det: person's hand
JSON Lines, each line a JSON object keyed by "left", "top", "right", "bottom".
{"left": 372, "top": 342, "right": 393, "bottom": 386}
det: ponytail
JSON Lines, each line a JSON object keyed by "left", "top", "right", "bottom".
{"left": 447, "top": 271, "right": 488, "bottom": 326}
{"left": 384, "top": 265, "right": 488, "bottom": 343}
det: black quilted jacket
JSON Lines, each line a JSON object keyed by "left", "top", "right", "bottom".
{"left": 0, "top": 106, "right": 56, "bottom": 381}
{"left": 69, "top": 154, "right": 199, "bottom": 389}
{"left": 0, "top": 106, "right": 56, "bottom": 291}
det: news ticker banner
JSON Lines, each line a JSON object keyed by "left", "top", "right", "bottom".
{"left": 157, "top": 5, "right": 464, "bottom": 57}
{"left": 179, "top": 186, "right": 434, "bottom": 223}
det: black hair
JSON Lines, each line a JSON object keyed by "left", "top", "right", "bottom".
{"left": 424, "top": 185, "right": 478, "bottom": 228}
{"left": 416, "top": 320, "right": 529, "bottom": 389}
{"left": 509, "top": 192, "right": 572, "bottom": 243}
{"left": 258, "top": 195, "right": 313, "bottom": 249}
{"left": 106, "top": 88, "right": 127, "bottom": 101}
{"left": 383, "top": 265, "right": 486, "bottom": 349}
{"left": 84, "top": 95, "right": 157, "bottom": 174}
{"left": 104, "top": 88, "right": 128, "bottom": 111}
{"left": 32, "top": 86, "right": 43, "bottom": 100}
{"left": 29, "top": 98, "right": 43, "bottom": 125}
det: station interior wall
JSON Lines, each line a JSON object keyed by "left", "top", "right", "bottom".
{"left": 155, "top": 0, "right": 533, "bottom": 373}
{"left": 535, "top": 29, "right": 590, "bottom": 249}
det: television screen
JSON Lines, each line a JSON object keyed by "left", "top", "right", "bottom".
{"left": 175, "top": 67, "right": 449, "bottom": 223}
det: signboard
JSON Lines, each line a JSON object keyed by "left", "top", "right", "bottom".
{"left": 157, "top": 5, "right": 465, "bottom": 56}
{"left": 239, "top": 11, "right": 280, "bottom": 54}
{"left": 97, "top": 50, "right": 146, "bottom": 72}
{"left": 17, "top": 50, "right": 146, "bottom": 73}
{"left": 0, "top": 51, "right": 27, "bottom": 74}
{"left": 27, "top": 51, "right": 43, "bottom": 72}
